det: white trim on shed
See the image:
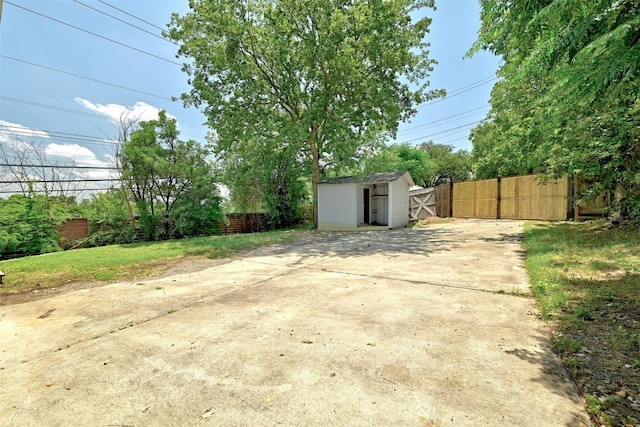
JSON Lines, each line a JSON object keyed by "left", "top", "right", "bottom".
{"left": 317, "top": 171, "right": 415, "bottom": 231}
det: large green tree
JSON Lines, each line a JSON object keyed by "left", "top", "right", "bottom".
{"left": 363, "top": 143, "right": 435, "bottom": 187}
{"left": 419, "top": 141, "right": 472, "bottom": 185}
{"left": 220, "top": 131, "right": 308, "bottom": 229}
{"left": 166, "top": 0, "right": 443, "bottom": 226}
{"left": 120, "top": 111, "right": 222, "bottom": 240}
{"left": 470, "top": 0, "right": 640, "bottom": 216}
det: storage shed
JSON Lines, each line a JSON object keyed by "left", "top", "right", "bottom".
{"left": 318, "top": 171, "right": 415, "bottom": 231}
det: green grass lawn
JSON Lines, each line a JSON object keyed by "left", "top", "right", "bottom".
{"left": 523, "top": 219, "right": 640, "bottom": 426}
{"left": 523, "top": 220, "right": 640, "bottom": 320}
{"left": 0, "top": 230, "right": 306, "bottom": 294}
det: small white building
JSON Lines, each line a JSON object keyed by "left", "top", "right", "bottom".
{"left": 317, "top": 171, "right": 415, "bottom": 231}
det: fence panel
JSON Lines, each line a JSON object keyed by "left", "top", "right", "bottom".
{"left": 434, "top": 183, "right": 452, "bottom": 218}
{"left": 574, "top": 176, "right": 609, "bottom": 218}
{"left": 500, "top": 175, "right": 569, "bottom": 220}
{"left": 221, "top": 213, "right": 270, "bottom": 234}
{"left": 409, "top": 187, "right": 436, "bottom": 220}
{"left": 58, "top": 218, "right": 89, "bottom": 243}
{"left": 452, "top": 179, "right": 499, "bottom": 218}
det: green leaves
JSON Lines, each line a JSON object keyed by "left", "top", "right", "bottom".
{"left": 167, "top": 0, "right": 442, "bottom": 225}
{"left": 362, "top": 143, "right": 435, "bottom": 187}
{"left": 470, "top": 0, "right": 640, "bottom": 216}
{"left": 120, "top": 111, "right": 222, "bottom": 240}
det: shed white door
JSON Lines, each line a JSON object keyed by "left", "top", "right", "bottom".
{"left": 375, "top": 196, "right": 388, "bottom": 225}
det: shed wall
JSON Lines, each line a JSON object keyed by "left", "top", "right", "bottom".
{"left": 389, "top": 177, "right": 410, "bottom": 228}
{"left": 318, "top": 183, "right": 358, "bottom": 230}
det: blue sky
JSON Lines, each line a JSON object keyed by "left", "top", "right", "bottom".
{"left": 0, "top": 0, "right": 500, "bottom": 192}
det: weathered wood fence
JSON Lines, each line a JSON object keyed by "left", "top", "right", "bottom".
{"left": 418, "top": 174, "right": 608, "bottom": 221}
{"left": 409, "top": 187, "right": 436, "bottom": 220}
{"left": 58, "top": 213, "right": 272, "bottom": 245}
{"left": 220, "top": 213, "right": 270, "bottom": 234}
{"left": 58, "top": 218, "right": 89, "bottom": 243}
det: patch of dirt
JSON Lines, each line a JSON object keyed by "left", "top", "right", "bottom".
{"left": 555, "top": 295, "right": 640, "bottom": 427}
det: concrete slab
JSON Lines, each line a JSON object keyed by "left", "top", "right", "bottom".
{"left": 0, "top": 219, "right": 588, "bottom": 426}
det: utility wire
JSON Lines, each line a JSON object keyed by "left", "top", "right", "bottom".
{"left": 0, "top": 187, "right": 120, "bottom": 194}
{"left": 97, "top": 0, "right": 166, "bottom": 32}
{"left": 398, "top": 105, "right": 489, "bottom": 135}
{"left": 440, "top": 135, "right": 472, "bottom": 145}
{"left": 396, "top": 120, "right": 482, "bottom": 145}
{"left": 1, "top": 96, "right": 109, "bottom": 120}
{"left": 5, "top": 1, "right": 181, "bottom": 67}
{"left": 431, "top": 33, "right": 476, "bottom": 54}
{"left": 72, "top": 0, "right": 175, "bottom": 45}
{"left": 0, "top": 179, "right": 121, "bottom": 184}
{"left": 0, "top": 124, "right": 111, "bottom": 143}
{"left": 0, "top": 117, "right": 208, "bottom": 144}
{"left": 417, "top": 76, "right": 498, "bottom": 109}
{"left": 0, "top": 163, "right": 118, "bottom": 170}
{"left": 0, "top": 55, "right": 173, "bottom": 101}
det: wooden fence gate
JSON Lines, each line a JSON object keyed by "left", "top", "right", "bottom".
{"left": 409, "top": 187, "right": 436, "bottom": 220}
{"left": 410, "top": 174, "right": 608, "bottom": 222}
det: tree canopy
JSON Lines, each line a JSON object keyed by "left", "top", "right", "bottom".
{"left": 166, "top": 0, "right": 443, "bottom": 226}
{"left": 362, "top": 143, "right": 435, "bottom": 187}
{"left": 469, "top": 0, "right": 640, "bottom": 216}
{"left": 418, "top": 141, "right": 472, "bottom": 185}
{"left": 120, "top": 111, "right": 222, "bottom": 239}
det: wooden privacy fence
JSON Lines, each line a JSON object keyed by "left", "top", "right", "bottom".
{"left": 58, "top": 218, "right": 89, "bottom": 244}
{"left": 500, "top": 175, "right": 569, "bottom": 220}
{"left": 453, "top": 179, "right": 500, "bottom": 219}
{"left": 428, "top": 174, "right": 608, "bottom": 221}
{"left": 220, "top": 213, "right": 270, "bottom": 234}
{"left": 57, "top": 214, "right": 270, "bottom": 245}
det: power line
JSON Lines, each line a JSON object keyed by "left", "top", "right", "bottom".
{"left": 0, "top": 179, "right": 121, "bottom": 184}
{"left": 0, "top": 178, "right": 122, "bottom": 184}
{"left": 431, "top": 33, "right": 476, "bottom": 54}
{"left": 0, "top": 124, "right": 111, "bottom": 143}
{"left": 97, "top": 0, "right": 166, "bottom": 32}
{"left": 0, "top": 117, "right": 208, "bottom": 144}
{"left": 396, "top": 120, "right": 482, "bottom": 145}
{"left": 72, "top": 0, "right": 175, "bottom": 45}
{"left": 0, "top": 163, "right": 118, "bottom": 170}
{"left": 1, "top": 96, "right": 112, "bottom": 120}
{"left": 398, "top": 105, "right": 489, "bottom": 135}
{"left": 0, "top": 123, "right": 117, "bottom": 149}
{"left": 0, "top": 187, "right": 119, "bottom": 194}
{"left": 440, "top": 135, "right": 472, "bottom": 145}
{"left": 5, "top": 1, "right": 181, "bottom": 67}
{"left": 0, "top": 55, "right": 173, "bottom": 101}
{"left": 417, "top": 76, "right": 498, "bottom": 109}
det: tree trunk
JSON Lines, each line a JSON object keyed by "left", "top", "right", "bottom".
{"left": 309, "top": 135, "right": 320, "bottom": 229}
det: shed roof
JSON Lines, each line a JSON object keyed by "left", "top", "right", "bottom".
{"left": 321, "top": 171, "right": 414, "bottom": 186}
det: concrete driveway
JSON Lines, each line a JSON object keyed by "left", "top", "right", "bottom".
{"left": 0, "top": 219, "right": 588, "bottom": 426}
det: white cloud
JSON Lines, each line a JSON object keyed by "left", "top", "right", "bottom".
{"left": 45, "top": 143, "right": 106, "bottom": 165}
{"left": 44, "top": 143, "right": 116, "bottom": 180}
{"left": 0, "top": 120, "right": 50, "bottom": 146}
{"left": 74, "top": 98, "right": 174, "bottom": 124}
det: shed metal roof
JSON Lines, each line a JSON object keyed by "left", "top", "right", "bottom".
{"left": 320, "top": 171, "right": 412, "bottom": 185}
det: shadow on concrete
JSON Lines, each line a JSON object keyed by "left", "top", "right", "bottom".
{"left": 504, "top": 333, "right": 588, "bottom": 426}
{"left": 249, "top": 227, "right": 466, "bottom": 260}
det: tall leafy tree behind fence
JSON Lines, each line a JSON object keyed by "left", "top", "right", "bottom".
{"left": 469, "top": 0, "right": 640, "bottom": 217}
{"left": 166, "top": 0, "right": 444, "bottom": 227}
{"left": 119, "top": 111, "right": 223, "bottom": 240}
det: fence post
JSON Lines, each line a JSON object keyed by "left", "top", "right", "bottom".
{"left": 448, "top": 181, "right": 453, "bottom": 218}
{"left": 572, "top": 174, "right": 579, "bottom": 221}
{"left": 496, "top": 177, "right": 502, "bottom": 219}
